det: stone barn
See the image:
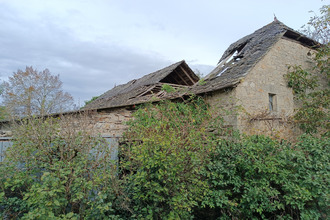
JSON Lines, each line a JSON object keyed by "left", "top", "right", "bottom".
{"left": 0, "top": 20, "right": 321, "bottom": 153}
{"left": 82, "top": 20, "right": 320, "bottom": 140}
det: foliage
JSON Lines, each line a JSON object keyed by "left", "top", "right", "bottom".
{"left": 0, "top": 116, "right": 126, "bottom": 219}
{"left": 0, "top": 106, "right": 9, "bottom": 121}
{"left": 285, "top": 64, "right": 329, "bottom": 134}
{"left": 198, "top": 135, "right": 329, "bottom": 219}
{"left": 0, "top": 98, "right": 328, "bottom": 219}
{"left": 302, "top": 5, "right": 329, "bottom": 44}
{"left": 120, "top": 97, "right": 228, "bottom": 219}
{"left": 161, "top": 84, "right": 176, "bottom": 93}
{"left": 1, "top": 66, "right": 74, "bottom": 117}
{"left": 198, "top": 78, "right": 206, "bottom": 86}
{"left": 83, "top": 95, "right": 100, "bottom": 107}
{"left": 285, "top": 66, "right": 318, "bottom": 96}
{"left": 285, "top": 6, "right": 329, "bottom": 135}
{"left": 121, "top": 99, "right": 329, "bottom": 219}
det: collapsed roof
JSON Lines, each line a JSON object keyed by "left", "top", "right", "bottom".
{"left": 191, "top": 20, "right": 319, "bottom": 94}
{"left": 84, "top": 60, "right": 199, "bottom": 110}
{"left": 85, "top": 20, "right": 319, "bottom": 110}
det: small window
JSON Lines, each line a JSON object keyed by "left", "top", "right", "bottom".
{"left": 269, "top": 93, "right": 276, "bottom": 112}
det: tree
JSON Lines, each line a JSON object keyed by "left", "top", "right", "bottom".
{"left": 0, "top": 84, "right": 9, "bottom": 120}
{"left": 302, "top": 5, "right": 329, "bottom": 44}
{"left": 198, "top": 135, "right": 329, "bottom": 219}
{"left": 1, "top": 66, "right": 74, "bottom": 117}
{"left": 286, "top": 5, "right": 329, "bottom": 134}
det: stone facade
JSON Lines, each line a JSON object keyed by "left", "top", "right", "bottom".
{"left": 206, "top": 37, "right": 316, "bottom": 140}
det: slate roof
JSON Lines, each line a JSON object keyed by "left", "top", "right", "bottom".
{"left": 191, "top": 20, "right": 319, "bottom": 94}
{"left": 85, "top": 20, "right": 319, "bottom": 110}
{"left": 84, "top": 60, "right": 199, "bottom": 110}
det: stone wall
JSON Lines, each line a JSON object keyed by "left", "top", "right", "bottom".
{"left": 204, "top": 88, "right": 239, "bottom": 128}
{"left": 206, "top": 38, "right": 316, "bottom": 140}
{"left": 87, "top": 108, "right": 133, "bottom": 137}
{"left": 0, "top": 107, "right": 134, "bottom": 138}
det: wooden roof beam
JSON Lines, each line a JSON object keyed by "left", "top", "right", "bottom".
{"left": 134, "top": 85, "right": 156, "bottom": 98}
{"left": 174, "top": 69, "right": 190, "bottom": 85}
{"left": 179, "top": 66, "right": 196, "bottom": 84}
{"left": 166, "top": 72, "right": 183, "bottom": 85}
{"left": 171, "top": 74, "right": 182, "bottom": 84}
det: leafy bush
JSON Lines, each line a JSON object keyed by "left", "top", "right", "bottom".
{"left": 199, "top": 135, "right": 329, "bottom": 219}
{"left": 286, "top": 65, "right": 329, "bottom": 134}
{"left": 0, "top": 116, "right": 126, "bottom": 219}
{"left": 120, "top": 97, "right": 229, "bottom": 219}
{"left": 1, "top": 99, "right": 328, "bottom": 219}
{"left": 120, "top": 98, "right": 329, "bottom": 219}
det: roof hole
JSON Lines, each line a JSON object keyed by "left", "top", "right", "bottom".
{"left": 218, "top": 67, "right": 229, "bottom": 76}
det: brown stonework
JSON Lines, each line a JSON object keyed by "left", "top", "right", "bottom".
{"left": 86, "top": 108, "right": 133, "bottom": 137}
{"left": 206, "top": 38, "right": 316, "bottom": 140}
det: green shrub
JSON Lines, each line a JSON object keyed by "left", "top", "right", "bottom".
{"left": 120, "top": 97, "right": 228, "bottom": 219}
{"left": 199, "top": 135, "right": 329, "bottom": 219}
{"left": 1, "top": 99, "right": 328, "bottom": 219}
{"left": 0, "top": 116, "right": 126, "bottom": 219}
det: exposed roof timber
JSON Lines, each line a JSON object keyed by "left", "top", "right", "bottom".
{"left": 134, "top": 85, "right": 157, "bottom": 98}
{"left": 174, "top": 69, "right": 190, "bottom": 85}
{"left": 83, "top": 60, "right": 200, "bottom": 110}
{"left": 162, "top": 72, "right": 182, "bottom": 84}
{"left": 160, "top": 64, "right": 198, "bottom": 86}
{"left": 283, "top": 30, "right": 320, "bottom": 48}
{"left": 179, "top": 66, "right": 196, "bottom": 85}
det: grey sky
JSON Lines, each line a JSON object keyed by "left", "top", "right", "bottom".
{"left": 0, "top": 0, "right": 327, "bottom": 106}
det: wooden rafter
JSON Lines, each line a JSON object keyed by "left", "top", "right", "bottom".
{"left": 180, "top": 66, "right": 196, "bottom": 84}
{"left": 134, "top": 85, "right": 156, "bottom": 98}
{"left": 174, "top": 69, "right": 190, "bottom": 85}
{"left": 159, "top": 82, "right": 187, "bottom": 89}
{"left": 168, "top": 73, "right": 182, "bottom": 85}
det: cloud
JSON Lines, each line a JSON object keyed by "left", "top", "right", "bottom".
{"left": 0, "top": 2, "right": 176, "bottom": 106}
{"left": 1, "top": 0, "right": 323, "bottom": 108}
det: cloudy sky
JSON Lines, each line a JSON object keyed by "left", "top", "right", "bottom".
{"left": 0, "top": 0, "right": 327, "bottom": 106}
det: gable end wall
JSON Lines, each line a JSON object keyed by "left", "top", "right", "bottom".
{"left": 235, "top": 38, "right": 316, "bottom": 139}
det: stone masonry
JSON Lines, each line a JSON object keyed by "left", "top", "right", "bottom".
{"left": 206, "top": 37, "right": 316, "bottom": 140}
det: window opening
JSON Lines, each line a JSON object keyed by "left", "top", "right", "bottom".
{"left": 269, "top": 93, "right": 276, "bottom": 112}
